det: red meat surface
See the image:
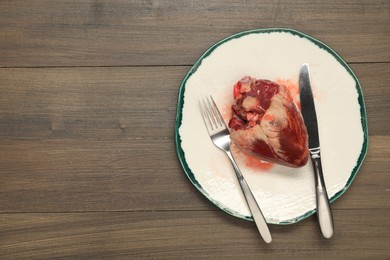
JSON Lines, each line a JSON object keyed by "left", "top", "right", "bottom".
{"left": 228, "top": 76, "right": 309, "bottom": 168}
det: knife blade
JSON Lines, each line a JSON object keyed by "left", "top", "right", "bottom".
{"left": 299, "top": 63, "right": 334, "bottom": 239}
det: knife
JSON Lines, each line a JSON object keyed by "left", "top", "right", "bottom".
{"left": 299, "top": 63, "right": 334, "bottom": 239}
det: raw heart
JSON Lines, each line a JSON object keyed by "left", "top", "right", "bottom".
{"left": 228, "top": 76, "right": 309, "bottom": 167}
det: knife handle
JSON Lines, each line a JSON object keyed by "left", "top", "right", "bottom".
{"left": 310, "top": 148, "right": 334, "bottom": 239}
{"left": 226, "top": 151, "right": 272, "bottom": 244}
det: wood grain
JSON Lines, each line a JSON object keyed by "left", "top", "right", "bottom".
{"left": 0, "top": 0, "right": 389, "bottom": 258}
{"left": 0, "top": 0, "right": 389, "bottom": 67}
{"left": 0, "top": 67, "right": 185, "bottom": 140}
{"left": 0, "top": 66, "right": 389, "bottom": 213}
{"left": 1, "top": 210, "right": 389, "bottom": 259}
{"left": 0, "top": 135, "right": 388, "bottom": 213}
{"left": 0, "top": 64, "right": 388, "bottom": 141}
{"left": 350, "top": 63, "right": 390, "bottom": 136}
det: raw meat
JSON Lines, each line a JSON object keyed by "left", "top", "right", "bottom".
{"left": 228, "top": 76, "right": 309, "bottom": 167}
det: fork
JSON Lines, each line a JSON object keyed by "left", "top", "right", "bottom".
{"left": 199, "top": 96, "right": 272, "bottom": 244}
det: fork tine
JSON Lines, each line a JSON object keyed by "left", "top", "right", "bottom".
{"left": 208, "top": 96, "right": 224, "bottom": 128}
{"left": 205, "top": 96, "right": 217, "bottom": 129}
{"left": 199, "top": 98, "right": 213, "bottom": 132}
{"left": 204, "top": 96, "right": 218, "bottom": 130}
{"left": 200, "top": 95, "right": 226, "bottom": 133}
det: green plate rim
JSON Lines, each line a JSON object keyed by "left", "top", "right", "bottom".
{"left": 174, "top": 28, "right": 369, "bottom": 225}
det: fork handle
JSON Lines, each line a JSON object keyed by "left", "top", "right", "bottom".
{"left": 226, "top": 151, "right": 272, "bottom": 244}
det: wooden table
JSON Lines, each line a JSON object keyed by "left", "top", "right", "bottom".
{"left": 1, "top": 1, "right": 389, "bottom": 259}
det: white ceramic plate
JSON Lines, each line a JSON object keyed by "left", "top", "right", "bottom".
{"left": 175, "top": 28, "right": 368, "bottom": 224}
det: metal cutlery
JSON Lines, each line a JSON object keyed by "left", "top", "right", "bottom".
{"left": 199, "top": 96, "right": 272, "bottom": 243}
{"left": 299, "top": 63, "right": 334, "bottom": 238}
